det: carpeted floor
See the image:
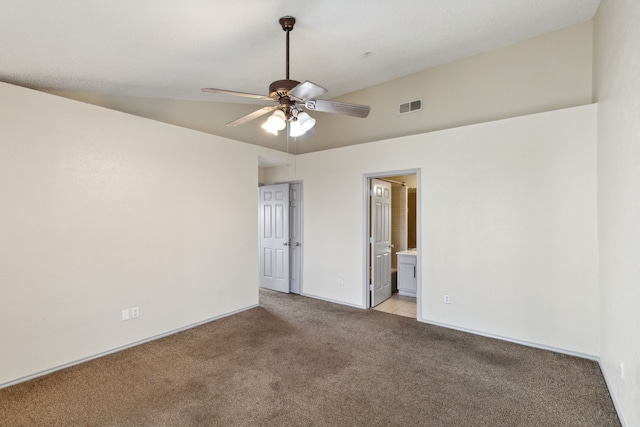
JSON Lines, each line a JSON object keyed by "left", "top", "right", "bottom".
{"left": 0, "top": 289, "right": 621, "bottom": 426}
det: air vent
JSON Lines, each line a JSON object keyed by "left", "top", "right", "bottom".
{"left": 399, "top": 99, "right": 422, "bottom": 115}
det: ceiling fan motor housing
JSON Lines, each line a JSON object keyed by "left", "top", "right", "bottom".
{"left": 269, "top": 79, "right": 300, "bottom": 99}
{"left": 269, "top": 79, "right": 301, "bottom": 120}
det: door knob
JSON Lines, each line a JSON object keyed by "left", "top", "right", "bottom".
{"left": 294, "top": 242, "right": 300, "bottom": 247}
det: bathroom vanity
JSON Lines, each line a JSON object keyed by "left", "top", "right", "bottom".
{"left": 396, "top": 249, "right": 417, "bottom": 297}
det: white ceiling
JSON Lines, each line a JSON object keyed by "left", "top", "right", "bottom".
{"left": 1, "top": 0, "right": 600, "bottom": 104}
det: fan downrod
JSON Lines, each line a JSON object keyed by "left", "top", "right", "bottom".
{"left": 270, "top": 16, "right": 299, "bottom": 99}
{"left": 281, "top": 16, "right": 295, "bottom": 81}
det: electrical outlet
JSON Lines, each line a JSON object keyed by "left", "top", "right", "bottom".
{"left": 444, "top": 295, "right": 451, "bottom": 304}
{"left": 338, "top": 278, "right": 344, "bottom": 286}
{"left": 121, "top": 309, "right": 130, "bottom": 321}
{"left": 620, "top": 362, "right": 624, "bottom": 379}
{"left": 131, "top": 307, "right": 139, "bottom": 318}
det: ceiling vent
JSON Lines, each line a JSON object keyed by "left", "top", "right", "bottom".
{"left": 399, "top": 99, "right": 422, "bottom": 115}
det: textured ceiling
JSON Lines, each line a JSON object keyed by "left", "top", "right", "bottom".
{"left": 1, "top": 0, "right": 600, "bottom": 104}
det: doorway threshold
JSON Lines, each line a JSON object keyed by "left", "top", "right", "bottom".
{"left": 372, "top": 293, "right": 416, "bottom": 318}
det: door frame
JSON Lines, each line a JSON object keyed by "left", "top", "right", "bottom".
{"left": 274, "top": 180, "right": 304, "bottom": 295}
{"left": 363, "top": 169, "right": 422, "bottom": 318}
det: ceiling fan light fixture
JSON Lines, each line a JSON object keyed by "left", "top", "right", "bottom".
{"left": 261, "top": 110, "right": 287, "bottom": 134}
{"left": 298, "top": 112, "right": 316, "bottom": 132}
{"left": 289, "top": 120, "right": 303, "bottom": 137}
{"left": 289, "top": 112, "right": 315, "bottom": 137}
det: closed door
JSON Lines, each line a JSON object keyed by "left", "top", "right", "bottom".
{"left": 371, "top": 179, "right": 392, "bottom": 307}
{"left": 259, "top": 184, "right": 290, "bottom": 293}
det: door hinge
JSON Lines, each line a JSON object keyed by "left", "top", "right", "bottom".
{"left": 369, "top": 236, "right": 374, "bottom": 244}
{"left": 369, "top": 284, "right": 373, "bottom": 291}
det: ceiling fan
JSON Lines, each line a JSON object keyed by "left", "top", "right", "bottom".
{"left": 202, "top": 16, "right": 371, "bottom": 137}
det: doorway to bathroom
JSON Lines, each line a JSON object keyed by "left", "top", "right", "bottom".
{"left": 364, "top": 170, "right": 420, "bottom": 318}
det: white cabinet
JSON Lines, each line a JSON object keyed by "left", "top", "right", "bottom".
{"left": 397, "top": 250, "right": 417, "bottom": 297}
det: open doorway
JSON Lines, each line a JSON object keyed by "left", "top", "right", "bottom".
{"left": 364, "top": 170, "right": 420, "bottom": 319}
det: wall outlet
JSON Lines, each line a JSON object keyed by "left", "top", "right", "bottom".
{"left": 131, "top": 306, "right": 140, "bottom": 318}
{"left": 121, "top": 309, "right": 130, "bottom": 321}
{"left": 620, "top": 362, "right": 624, "bottom": 379}
{"left": 338, "top": 278, "right": 344, "bottom": 286}
{"left": 444, "top": 295, "right": 451, "bottom": 304}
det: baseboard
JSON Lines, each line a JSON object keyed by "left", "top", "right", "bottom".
{"left": 298, "top": 295, "right": 599, "bottom": 362}
{"left": 0, "top": 304, "right": 259, "bottom": 390}
{"left": 300, "top": 292, "right": 366, "bottom": 309}
{"left": 596, "top": 357, "right": 628, "bottom": 427}
{"left": 418, "top": 318, "right": 599, "bottom": 361}
{"left": 300, "top": 295, "right": 598, "bottom": 360}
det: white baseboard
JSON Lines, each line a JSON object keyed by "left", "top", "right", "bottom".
{"left": 418, "top": 318, "right": 598, "bottom": 361}
{"left": 596, "top": 358, "right": 628, "bottom": 427}
{"left": 0, "top": 304, "right": 258, "bottom": 390}
{"left": 301, "top": 295, "right": 595, "bottom": 359}
{"left": 300, "top": 292, "right": 366, "bottom": 309}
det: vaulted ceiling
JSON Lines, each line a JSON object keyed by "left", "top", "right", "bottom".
{"left": 1, "top": 1, "right": 600, "bottom": 152}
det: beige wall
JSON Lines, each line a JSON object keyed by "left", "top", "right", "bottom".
{"left": 0, "top": 82, "right": 287, "bottom": 386}
{"left": 594, "top": 0, "right": 640, "bottom": 425}
{"left": 264, "top": 104, "right": 598, "bottom": 356}
{"left": 49, "top": 21, "right": 594, "bottom": 154}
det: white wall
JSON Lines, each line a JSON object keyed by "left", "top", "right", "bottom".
{"left": 594, "top": 0, "right": 640, "bottom": 425}
{"left": 265, "top": 105, "right": 598, "bottom": 356}
{"left": 0, "top": 82, "right": 287, "bottom": 386}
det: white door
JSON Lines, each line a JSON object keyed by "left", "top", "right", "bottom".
{"left": 259, "top": 184, "right": 290, "bottom": 293}
{"left": 371, "top": 179, "right": 392, "bottom": 307}
{"left": 289, "top": 183, "right": 302, "bottom": 294}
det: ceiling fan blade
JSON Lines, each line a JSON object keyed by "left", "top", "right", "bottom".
{"left": 304, "top": 99, "right": 370, "bottom": 118}
{"left": 227, "top": 106, "right": 279, "bottom": 126}
{"left": 202, "top": 88, "right": 273, "bottom": 101}
{"left": 288, "top": 81, "right": 328, "bottom": 101}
